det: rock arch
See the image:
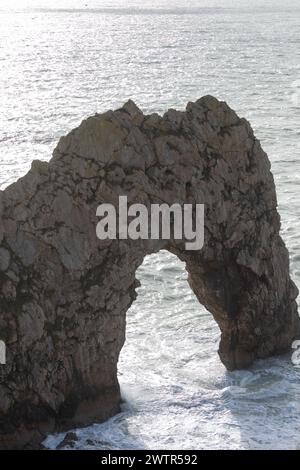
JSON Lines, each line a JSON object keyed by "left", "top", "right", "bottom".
{"left": 0, "top": 96, "right": 299, "bottom": 448}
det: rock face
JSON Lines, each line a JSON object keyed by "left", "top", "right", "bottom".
{"left": 0, "top": 96, "right": 299, "bottom": 449}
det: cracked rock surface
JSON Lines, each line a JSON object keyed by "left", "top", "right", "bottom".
{"left": 0, "top": 96, "right": 299, "bottom": 448}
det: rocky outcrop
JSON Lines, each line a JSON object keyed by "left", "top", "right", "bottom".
{"left": 0, "top": 96, "right": 299, "bottom": 449}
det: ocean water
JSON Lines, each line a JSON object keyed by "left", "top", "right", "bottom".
{"left": 1, "top": 0, "right": 300, "bottom": 450}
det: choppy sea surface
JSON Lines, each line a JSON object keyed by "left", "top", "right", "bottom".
{"left": 1, "top": 0, "right": 300, "bottom": 450}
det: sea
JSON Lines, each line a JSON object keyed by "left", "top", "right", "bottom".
{"left": 0, "top": 0, "right": 300, "bottom": 450}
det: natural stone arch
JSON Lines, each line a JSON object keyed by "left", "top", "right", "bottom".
{"left": 0, "top": 96, "right": 299, "bottom": 449}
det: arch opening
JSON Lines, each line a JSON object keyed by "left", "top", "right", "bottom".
{"left": 118, "top": 250, "right": 221, "bottom": 400}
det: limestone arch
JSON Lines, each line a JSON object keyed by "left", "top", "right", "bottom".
{"left": 0, "top": 96, "right": 299, "bottom": 448}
